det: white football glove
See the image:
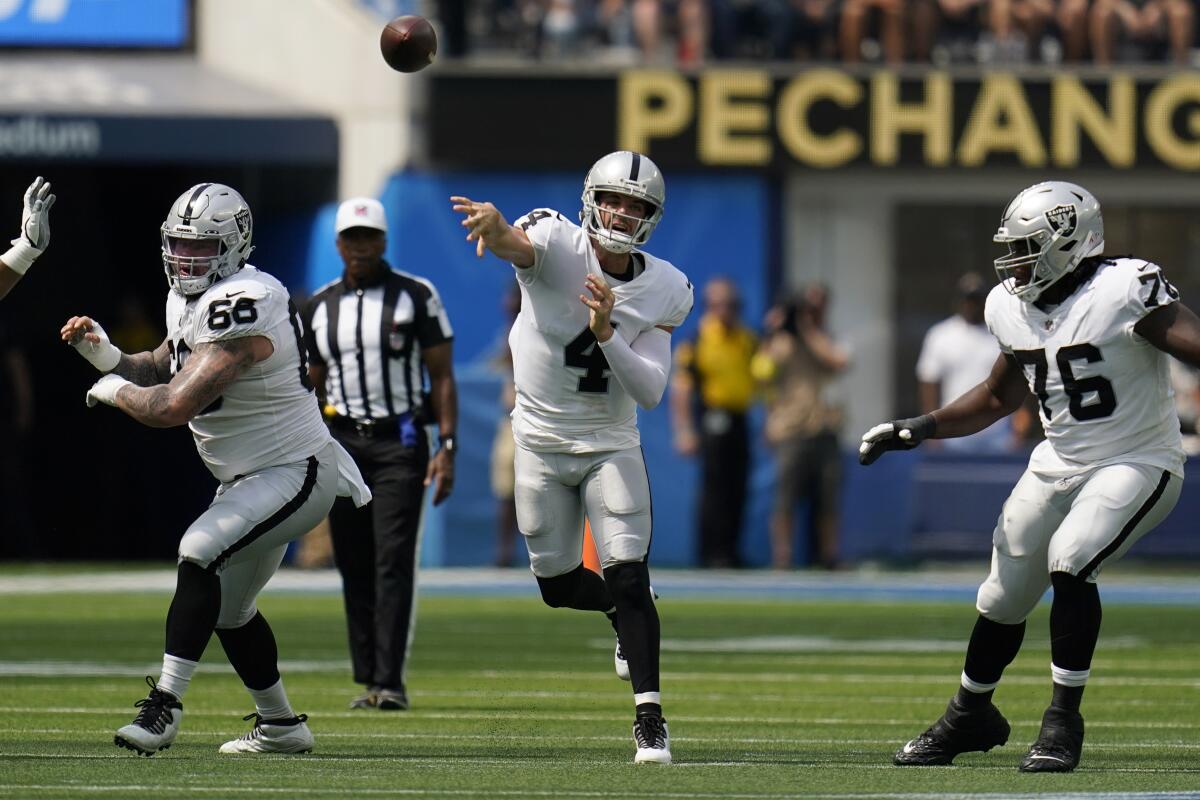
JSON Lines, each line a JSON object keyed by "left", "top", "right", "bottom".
{"left": 86, "top": 374, "right": 132, "bottom": 408}
{"left": 68, "top": 318, "right": 122, "bottom": 372}
{"left": 858, "top": 415, "right": 936, "bottom": 466}
{"left": 1, "top": 177, "right": 55, "bottom": 275}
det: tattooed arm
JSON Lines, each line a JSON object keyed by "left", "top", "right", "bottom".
{"left": 112, "top": 340, "right": 173, "bottom": 387}
{"left": 111, "top": 336, "right": 273, "bottom": 427}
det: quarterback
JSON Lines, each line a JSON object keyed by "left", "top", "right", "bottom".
{"left": 861, "top": 181, "right": 1200, "bottom": 772}
{"left": 0, "top": 177, "right": 54, "bottom": 301}
{"left": 62, "top": 183, "right": 369, "bottom": 756}
{"left": 451, "top": 151, "right": 692, "bottom": 764}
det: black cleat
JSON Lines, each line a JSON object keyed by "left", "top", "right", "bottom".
{"left": 1019, "top": 706, "right": 1084, "bottom": 773}
{"left": 894, "top": 697, "right": 1010, "bottom": 766}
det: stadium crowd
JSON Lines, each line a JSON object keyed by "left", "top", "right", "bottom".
{"left": 441, "top": 0, "right": 1196, "bottom": 65}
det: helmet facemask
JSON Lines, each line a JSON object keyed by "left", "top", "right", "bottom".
{"left": 160, "top": 183, "right": 254, "bottom": 296}
{"left": 581, "top": 192, "right": 660, "bottom": 255}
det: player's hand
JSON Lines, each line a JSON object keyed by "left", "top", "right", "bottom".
{"left": 674, "top": 428, "right": 700, "bottom": 457}
{"left": 425, "top": 447, "right": 455, "bottom": 506}
{"left": 2, "top": 176, "right": 55, "bottom": 275}
{"left": 85, "top": 373, "right": 131, "bottom": 408}
{"left": 858, "top": 414, "right": 936, "bottom": 465}
{"left": 61, "top": 315, "right": 121, "bottom": 372}
{"left": 450, "top": 196, "right": 508, "bottom": 258}
{"left": 581, "top": 273, "right": 615, "bottom": 342}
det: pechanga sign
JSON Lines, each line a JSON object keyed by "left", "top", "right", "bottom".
{"left": 429, "top": 69, "right": 1200, "bottom": 171}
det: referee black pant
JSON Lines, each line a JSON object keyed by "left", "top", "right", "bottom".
{"left": 698, "top": 410, "right": 749, "bottom": 568}
{"left": 328, "top": 427, "right": 429, "bottom": 690}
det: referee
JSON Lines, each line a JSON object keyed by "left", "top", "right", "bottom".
{"left": 302, "top": 197, "right": 457, "bottom": 711}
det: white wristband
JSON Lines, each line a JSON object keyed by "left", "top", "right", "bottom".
{"left": 1, "top": 240, "right": 38, "bottom": 275}
{"left": 71, "top": 319, "right": 122, "bottom": 372}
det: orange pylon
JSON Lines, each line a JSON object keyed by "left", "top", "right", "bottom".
{"left": 583, "top": 520, "right": 601, "bottom": 574}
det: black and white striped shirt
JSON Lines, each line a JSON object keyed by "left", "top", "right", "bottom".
{"left": 302, "top": 266, "right": 453, "bottom": 421}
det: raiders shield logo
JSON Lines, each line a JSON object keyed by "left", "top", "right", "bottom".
{"left": 233, "top": 208, "right": 252, "bottom": 239}
{"left": 1044, "top": 204, "right": 1077, "bottom": 237}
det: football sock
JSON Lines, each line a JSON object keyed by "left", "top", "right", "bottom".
{"left": 957, "top": 614, "right": 1025, "bottom": 707}
{"left": 164, "top": 561, "right": 221, "bottom": 663}
{"left": 535, "top": 564, "right": 613, "bottom": 612}
{"left": 216, "top": 611, "right": 281, "bottom": 691}
{"left": 603, "top": 561, "right": 660, "bottom": 696}
{"left": 1050, "top": 666, "right": 1089, "bottom": 712}
{"left": 248, "top": 678, "right": 296, "bottom": 722}
{"left": 157, "top": 653, "right": 198, "bottom": 700}
{"left": 1049, "top": 571, "right": 1102, "bottom": 670}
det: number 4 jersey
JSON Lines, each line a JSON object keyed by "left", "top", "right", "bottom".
{"left": 165, "top": 265, "right": 331, "bottom": 482}
{"left": 509, "top": 208, "right": 694, "bottom": 454}
{"left": 986, "top": 256, "right": 1185, "bottom": 479}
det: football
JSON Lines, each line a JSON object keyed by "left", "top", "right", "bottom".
{"left": 380, "top": 15, "right": 437, "bottom": 73}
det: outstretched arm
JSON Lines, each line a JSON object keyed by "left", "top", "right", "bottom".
{"left": 450, "top": 196, "right": 535, "bottom": 267}
{"left": 1134, "top": 302, "right": 1200, "bottom": 369}
{"left": 0, "top": 177, "right": 55, "bottom": 301}
{"left": 89, "top": 336, "right": 272, "bottom": 427}
{"left": 61, "top": 315, "right": 171, "bottom": 387}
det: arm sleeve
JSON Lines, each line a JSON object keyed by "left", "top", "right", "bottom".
{"left": 300, "top": 295, "right": 325, "bottom": 367}
{"left": 597, "top": 326, "right": 673, "bottom": 410}
{"left": 414, "top": 279, "right": 454, "bottom": 348}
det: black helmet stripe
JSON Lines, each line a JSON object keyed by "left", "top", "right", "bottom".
{"left": 182, "top": 183, "right": 213, "bottom": 224}
{"left": 629, "top": 152, "right": 641, "bottom": 181}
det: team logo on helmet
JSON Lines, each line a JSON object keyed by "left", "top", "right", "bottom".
{"left": 1044, "top": 204, "right": 1077, "bottom": 237}
{"left": 234, "top": 208, "right": 252, "bottom": 238}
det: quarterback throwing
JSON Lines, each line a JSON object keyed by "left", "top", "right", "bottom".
{"left": 451, "top": 151, "right": 692, "bottom": 764}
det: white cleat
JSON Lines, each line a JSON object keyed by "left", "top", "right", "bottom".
{"left": 114, "top": 677, "right": 182, "bottom": 757}
{"left": 633, "top": 715, "right": 671, "bottom": 764}
{"left": 219, "top": 713, "right": 314, "bottom": 754}
{"left": 615, "top": 639, "right": 631, "bottom": 681}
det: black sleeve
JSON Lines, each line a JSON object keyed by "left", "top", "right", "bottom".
{"left": 414, "top": 282, "right": 452, "bottom": 349}
{"left": 300, "top": 294, "right": 326, "bottom": 367}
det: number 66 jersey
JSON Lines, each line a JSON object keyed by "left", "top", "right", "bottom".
{"left": 508, "top": 208, "right": 693, "bottom": 454}
{"left": 986, "top": 256, "right": 1185, "bottom": 479}
{"left": 165, "top": 264, "right": 332, "bottom": 483}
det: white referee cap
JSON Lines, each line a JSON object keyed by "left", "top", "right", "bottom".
{"left": 335, "top": 197, "right": 388, "bottom": 234}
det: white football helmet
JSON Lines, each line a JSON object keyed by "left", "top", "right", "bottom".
{"left": 580, "top": 151, "right": 665, "bottom": 254}
{"left": 993, "top": 181, "right": 1104, "bottom": 303}
{"left": 161, "top": 183, "right": 254, "bottom": 296}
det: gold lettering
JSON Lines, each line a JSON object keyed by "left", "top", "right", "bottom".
{"left": 698, "top": 70, "right": 773, "bottom": 166}
{"left": 617, "top": 71, "right": 694, "bottom": 154}
{"left": 1052, "top": 75, "right": 1135, "bottom": 168}
{"left": 870, "top": 72, "right": 952, "bottom": 166}
{"left": 957, "top": 74, "right": 1046, "bottom": 167}
{"left": 777, "top": 70, "right": 863, "bottom": 168}
{"left": 1145, "top": 74, "right": 1200, "bottom": 170}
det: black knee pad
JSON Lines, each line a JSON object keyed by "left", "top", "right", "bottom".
{"left": 603, "top": 561, "right": 652, "bottom": 611}
{"left": 536, "top": 565, "right": 587, "bottom": 608}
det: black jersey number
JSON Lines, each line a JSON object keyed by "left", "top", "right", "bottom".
{"left": 1138, "top": 270, "right": 1180, "bottom": 308}
{"left": 208, "top": 297, "right": 258, "bottom": 330}
{"left": 518, "top": 210, "right": 552, "bottom": 232}
{"left": 1012, "top": 344, "right": 1117, "bottom": 422}
{"left": 564, "top": 325, "right": 612, "bottom": 393}
{"left": 287, "top": 299, "right": 314, "bottom": 392}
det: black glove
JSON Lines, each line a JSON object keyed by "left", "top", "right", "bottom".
{"left": 858, "top": 414, "right": 936, "bottom": 466}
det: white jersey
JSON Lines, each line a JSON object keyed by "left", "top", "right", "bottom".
{"left": 985, "top": 256, "right": 1184, "bottom": 479}
{"left": 165, "top": 265, "right": 332, "bottom": 482}
{"left": 509, "top": 208, "right": 693, "bottom": 453}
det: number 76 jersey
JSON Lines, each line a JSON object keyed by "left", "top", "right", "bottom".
{"left": 985, "top": 256, "right": 1184, "bottom": 479}
{"left": 508, "top": 208, "right": 693, "bottom": 454}
{"left": 165, "top": 265, "right": 332, "bottom": 483}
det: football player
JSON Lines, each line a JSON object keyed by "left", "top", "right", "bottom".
{"left": 860, "top": 181, "right": 1200, "bottom": 773}
{"left": 0, "top": 177, "right": 54, "bottom": 301}
{"left": 451, "top": 151, "right": 693, "bottom": 764}
{"left": 61, "top": 183, "right": 370, "bottom": 757}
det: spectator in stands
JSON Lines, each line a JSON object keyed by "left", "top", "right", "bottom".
{"left": 593, "top": 0, "right": 666, "bottom": 62}
{"left": 789, "top": 0, "right": 841, "bottom": 60}
{"left": 711, "top": 0, "right": 795, "bottom": 59}
{"left": 755, "top": 284, "right": 850, "bottom": 570}
{"left": 676, "top": 0, "right": 708, "bottom": 63}
{"left": 984, "top": 0, "right": 1054, "bottom": 62}
{"left": 671, "top": 278, "right": 758, "bottom": 568}
{"left": 1056, "top": 0, "right": 1091, "bottom": 61}
{"left": 916, "top": 273, "right": 1015, "bottom": 453}
{"left": 1091, "top": 0, "right": 1194, "bottom": 64}
{"left": 839, "top": 0, "right": 906, "bottom": 62}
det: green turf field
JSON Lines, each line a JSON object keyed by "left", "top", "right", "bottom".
{"left": 2, "top": 575, "right": 1199, "bottom": 799}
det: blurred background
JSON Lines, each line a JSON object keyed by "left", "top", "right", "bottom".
{"left": 3, "top": 0, "right": 1200, "bottom": 569}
